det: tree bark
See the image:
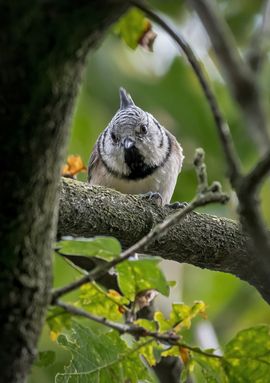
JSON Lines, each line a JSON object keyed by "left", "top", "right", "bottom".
{"left": 57, "top": 178, "right": 270, "bottom": 303}
{"left": 0, "top": 2, "right": 127, "bottom": 382}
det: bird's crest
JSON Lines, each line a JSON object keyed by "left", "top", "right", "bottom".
{"left": 119, "top": 87, "right": 135, "bottom": 109}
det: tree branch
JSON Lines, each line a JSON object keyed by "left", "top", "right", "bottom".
{"left": 188, "top": 0, "right": 270, "bottom": 293}
{"left": 57, "top": 177, "right": 270, "bottom": 303}
{"left": 242, "top": 150, "right": 270, "bottom": 193}
{"left": 248, "top": 0, "right": 270, "bottom": 72}
{"left": 188, "top": 0, "right": 270, "bottom": 153}
{"left": 131, "top": 0, "right": 242, "bottom": 186}
{"left": 54, "top": 300, "right": 222, "bottom": 360}
{"left": 53, "top": 149, "right": 228, "bottom": 301}
{"left": 54, "top": 300, "right": 179, "bottom": 342}
{"left": 0, "top": 1, "right": 128, "bottom": 381}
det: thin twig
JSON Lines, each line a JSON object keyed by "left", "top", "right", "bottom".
{"left": 188, "top": 0, "right": 270, "bottom": 153}
{"left": 179, "top": 342, "right": 222, "bottom": 359}
{"left": 51, "top": 150, "right": 228, "bottom": 302}
{"left": 91, "top": 281, "right": 131, "bottom": 313}
{"left": 242, "top": 151, "right": 270, "bottom": 193}
{"left": 53, "top": 301, "right": 270, "bottom": 366}
{"left": 130, "top": 0, "right": 241, "bottom": 186}
{"left": 262, "top": 0, "right": 270, "bottom": 36}
{"left": 53, "top": 300, "right": 223, "bottom": 360}
{"left": 54, "top": 300, "right": 179, "bottom": 342}
{"left": 248, "top": 0, "right": 270, "bottom": 72}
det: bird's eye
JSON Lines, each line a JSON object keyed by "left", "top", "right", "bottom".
{"left": 140, "top": 124, "right": 147, "bottom": 134}
{"left": 111, "top": 132, "right": 117, "bottom": 142}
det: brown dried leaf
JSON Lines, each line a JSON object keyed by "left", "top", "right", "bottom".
{"left": 138, "top": 21, "right": 157, "bottom": 52}
{"left": 135, "top": 289, "right": 158, "bottom": 310}
{"left": 62, "top": 155, "right": 86, "bottom": 178}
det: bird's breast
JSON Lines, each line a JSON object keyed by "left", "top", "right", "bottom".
{"left": 90, "top": 153, "right": 180, "bottom": 205}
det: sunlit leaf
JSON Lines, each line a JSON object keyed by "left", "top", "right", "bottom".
{"left": 194, "top": 352, "right": 227, "bottom": 383}
{"left": 137, "top": 338, "right": 163, "bottom": 366}
{"left": 46, "top": 308, "right": 72, "bottom": 341}
{"left": 181, "top": 359, "right": 196, "bottom": 383}
{"left": 114, "top": 8, "right": 156, "bottom": 50}
{"left": 78, "top": 283, "right": 128, "bottom": 321}
{"left": 154, "top": 301, "right": 207, "bottom": 333}
{"left": 161, "top": 345, "right": 180, "bottom": 358}
{"left": 224, "top": 325, "right": 270, "bottom": 382}
{"left": 116, "top": 257, "right": 170, "bottom": 301}
{"left": 56, "top": 321, "right": 154, "bottom": 383}
{"left": 135, "top": 318, "right": 157, "bottom": 332}
{"left": 154, "top": 311, "right": 173, "bottom": 332}
{"left": 57, "top": 236, "right": 121, "bottom": 261}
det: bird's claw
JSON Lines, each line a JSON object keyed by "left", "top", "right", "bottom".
{"left": 165, "top": 201, "right": 189, "bottom": 209}
{"left": 140, "top": 191, "right": 163, "bottom": 206}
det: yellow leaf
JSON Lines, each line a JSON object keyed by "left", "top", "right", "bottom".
{"left": 180, "top": 347, "right": 190, "bottom": 365}
{"left": 50, "top": 331, "right": 59, "bottom": 342}
{"left": 161, "top": 346, "right": 180, "bottom": 358}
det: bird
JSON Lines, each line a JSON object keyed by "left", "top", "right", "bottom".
{"left": 88, "top": 87, "right": 184, "bottom": 206}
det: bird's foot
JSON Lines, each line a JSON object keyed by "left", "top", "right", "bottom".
{"left": 140, "top": 191, "right": 163, "bottom": 206}
{"left": 165, "top": 201, "right": 189, "bottom": 209}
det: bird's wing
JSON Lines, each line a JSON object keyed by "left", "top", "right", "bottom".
{"left": 87, "top": 142, "right": 100, "bottom": 182}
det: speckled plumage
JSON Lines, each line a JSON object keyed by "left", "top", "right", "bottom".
{"left": 88, "top": 88, "right": 184, "bottom": 205}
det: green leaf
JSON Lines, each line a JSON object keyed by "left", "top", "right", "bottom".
{"left": 181, "top": 359, "right": 196, "bottom": 383}
{"left": 193, "top": 353, "right": 227, "bottom": 383}
{"left": 46, "top": 307, "right": 72, "bottom": 342}
{"left": 78, "top": 283, "right": 128, "bottom": 321}
{"left": 135, "top": 318, "right": 157, "bottom": 332}
{"left": 116, "top": 257, "right": 170, "bottom": 301}
{"left": 56, "top": 321, "right": 154, "bottom": 383}
{"left": 168, "top": 280, "right": 177, "bottom": 287}
{"left": 154, "top": 301, "right": 206, "bottom": 333}
{"left": 137, "top": 338, "right": 163, "bottom": 366}
{"left": 57, "top": 236, "right": 121, "bottom": 261}
{"left": 34, "top": 351, "right": 56, "bottom": 367}
{"left": 224, "top": 325, "right": 270, "bottom": 382}
{"left": 161, "top": 345, "right": 180, "bottom": 358}
{"left": 113, "top": 8, "right": 151, "bottom": 49}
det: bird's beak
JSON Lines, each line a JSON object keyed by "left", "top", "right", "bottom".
{"left": 123, "top": 137, "right": 135, "bottom": 150}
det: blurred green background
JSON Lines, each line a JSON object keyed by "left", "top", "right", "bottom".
{"left": 29, "top": 0, "right": 270, "bottom": 381}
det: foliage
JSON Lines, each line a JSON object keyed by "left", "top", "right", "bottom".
{"left": 55, "top": 321, "right": 154, "bottom": 383}
{"left": 113, "top": 8, "right": 156, "bottom": 51}
{"left": 29, "top": 1, "right": 270, "bottom": 383}
{"left": 34, "top": 351, "right": 56, "bottom": 368}
{"left": 57, "top": 237, "right": 121, "bottom": 262}
{"left": 116, "top": 257, "right": 170, "bottom": 301}
{"left": 38, "top": 237, "right": 270, "bottom": 382}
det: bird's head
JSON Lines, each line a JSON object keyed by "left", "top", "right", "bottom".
{"left": 99, "top": 88, "right": 171, "bottom": 180}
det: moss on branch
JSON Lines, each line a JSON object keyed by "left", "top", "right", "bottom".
{"left": 58, "top": 178, "right": 270, "bottom": 303}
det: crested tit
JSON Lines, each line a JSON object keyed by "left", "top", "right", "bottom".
{"left": 88, "top": 88, "right": 184, "bottom": 206}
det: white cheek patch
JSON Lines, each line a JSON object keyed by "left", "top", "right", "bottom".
{"left": 100, "top": 139, "right": 130, "bottom": 176}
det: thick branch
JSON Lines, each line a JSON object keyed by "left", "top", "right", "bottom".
{"left": 53, "top": 150, "right": 228, "bottom": 302}
{"left": 0, "top": 1, "right": 127, "bottom": 381}
{"left": 57, "top": 178, "right": 270, "bottom": 303}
